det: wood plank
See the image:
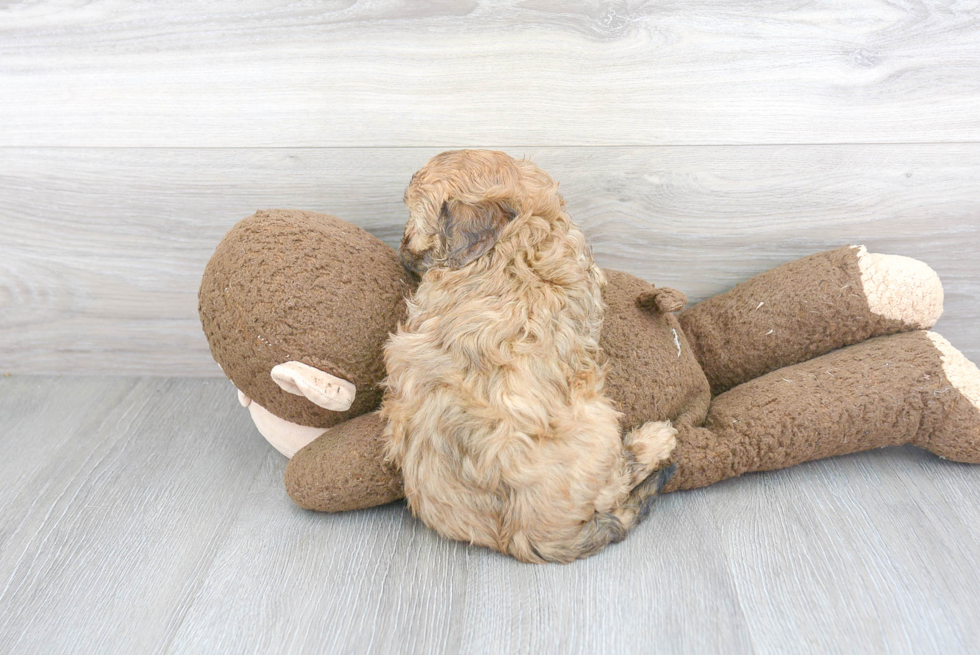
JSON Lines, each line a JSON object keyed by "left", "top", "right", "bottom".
{"left": 2, "top": 145, "right": 978, "bottom": 375}
{"left": 706, "top": 448, "right": 980, "bottom": 653}
{"left": 3, "top": 377, "right": 979, "bottom": 653}
{"left": 166, "top": 459, "right": 755, "bottom": 655}
{"left": 0, "top": 377, "right": 137, "bottom": 512}
{"left": 2, "top": 1, "right": 979, "bottom": 147}
{"left": 0, "top": 375, "right": 271, "bottom": 654}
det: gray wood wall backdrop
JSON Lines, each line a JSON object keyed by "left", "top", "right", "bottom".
{"left": 1, "top": 0, "right": 978, "bottom": 375}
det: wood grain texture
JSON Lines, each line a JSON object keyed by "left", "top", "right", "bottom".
{"left": 0, "top": 376, "right": 272, "bottom": 654}
{"left": 1, "top": 1, "right": 979, "bottom": 147}
{"left": 1, "top": 376, "right": 979, "bottom": 654}
{"left": 1, "top": 145, "right": 978, "bottom": 375}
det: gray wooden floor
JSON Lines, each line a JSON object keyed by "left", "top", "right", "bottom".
{"left": 2, "top": 375, "right": 978, "bottom": 655}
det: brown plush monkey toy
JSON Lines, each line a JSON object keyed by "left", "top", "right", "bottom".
{"left": 200, "top": 206, "right": 980, "bottom": 516}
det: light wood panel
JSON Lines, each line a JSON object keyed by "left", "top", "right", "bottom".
{"left": 708, "top": 456, "right": 980, "bottom": 652}
{"left": 2, "top": 145, "right": 978, "bottom": 375}
{"left": 0, "top": 376, "right": 272, "bottom": 654}
{"left": 2, "top": 1, "right": 979, "bottom": 147}
{"left": 1, "top": 376, "right": 978, "bottom": 653}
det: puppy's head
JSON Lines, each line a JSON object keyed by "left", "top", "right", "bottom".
{"left": 400, "top": 150, "right": 531, "bottom": 277}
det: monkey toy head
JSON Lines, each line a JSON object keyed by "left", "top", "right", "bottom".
{"left": 199, "top": 209, "right": 415, "bottom": 457}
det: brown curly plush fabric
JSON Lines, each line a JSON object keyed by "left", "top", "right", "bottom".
{"left": 285, "top": 269, "right": 708, "bottom": 510}
{"left": 285, "top": 412, "right": 403, "bottom": 512}
{"left": 600, "top": 270, "right": 710, "bottom": 431}
{"left": 680, "top": 246, "right": 910, "bottom": 395}
{"left": 278, "top": 251, "right": 976, "bottom": 512}
{"left": 199, "top": 209, "right": 415, "bottom": 428}
{"left": 666, "top": 330, "right": 980, "bottom": 491}
{"left": 288, "top": 328, "right": 980, "bottom": 508}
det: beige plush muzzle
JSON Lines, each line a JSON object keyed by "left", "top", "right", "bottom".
{"left": 237, "top": 389, "right": 325, "bottom": 458}
{"left": 237, "top": 361, "right": 358, "bottom": 458}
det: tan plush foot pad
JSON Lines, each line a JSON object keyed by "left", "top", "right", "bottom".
{"left": 855, "top": 246, "right": 944, "bottom": 329}
{"left": 925, "top": 332, "right": 980, "bottom": 462}
{"left": 928, "top": 333, "right": 980, "bottom": 409}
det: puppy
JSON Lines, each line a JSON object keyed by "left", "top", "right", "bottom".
{"left": 382, "top": 150, "right": 677, "bottom": 563}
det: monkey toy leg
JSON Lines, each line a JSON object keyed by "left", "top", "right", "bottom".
{"left": 665, "top": 330, "right": 980, "bottom": 493}
{"left": 679, "top": 246, "right": 944, "bottom": 395}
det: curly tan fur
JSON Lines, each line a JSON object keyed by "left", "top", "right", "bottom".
{"left": 382, "top": 150, "right": 677, "bottom": 563}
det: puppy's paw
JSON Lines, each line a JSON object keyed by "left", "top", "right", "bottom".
{"left": 625, "top": 420, "right": 677, "bottom": 481}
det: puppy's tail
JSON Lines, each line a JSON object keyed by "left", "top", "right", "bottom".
{"left": 573, "top": 420, "right": 678, "bottom": 560}
{"left": 574, "top": 464, "right": 677, "bottom": 560}
{"left": 514, "top": 421, "right": 679, "bottom": 564}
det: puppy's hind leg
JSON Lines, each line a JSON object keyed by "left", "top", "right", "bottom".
{"left": 555, "top": 423, "right": 677, "bottom": 562}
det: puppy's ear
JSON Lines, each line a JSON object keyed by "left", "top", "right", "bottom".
{"left": 440, "top": 198, "right": 517, "bottom": 270}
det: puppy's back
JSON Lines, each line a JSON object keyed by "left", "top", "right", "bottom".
{"left": 384, "top": 150, "right": 675, "bottom": 563}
